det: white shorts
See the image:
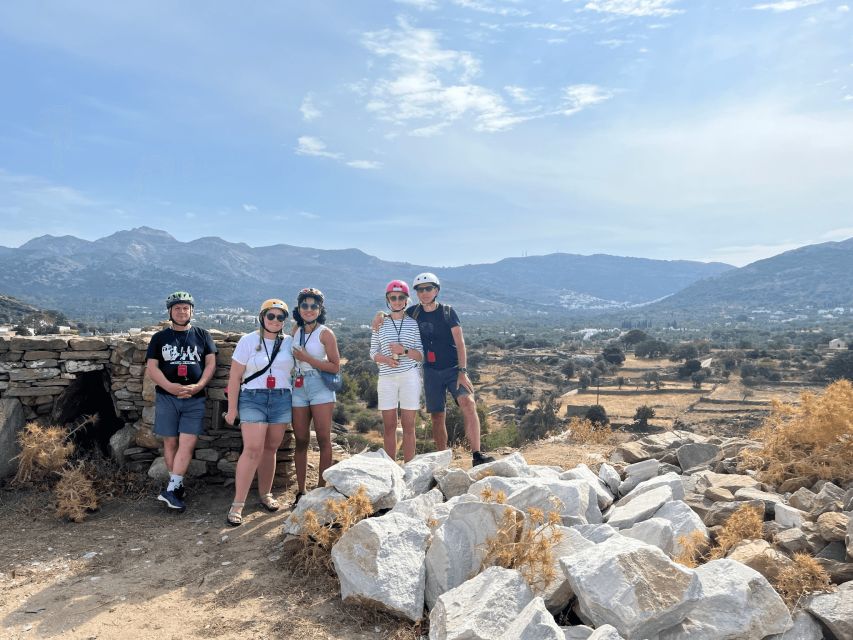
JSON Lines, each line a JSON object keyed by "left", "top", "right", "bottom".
{"left": 377, "top": 367, "right": 422, "bottom": 411}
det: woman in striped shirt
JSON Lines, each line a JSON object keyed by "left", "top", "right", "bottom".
{"left": 370, "top": 280, "right": 424, "bottom": 462}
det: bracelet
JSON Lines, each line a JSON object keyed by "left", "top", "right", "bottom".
{"left": 458, "top": 367, "right": 468, "bottom": 373}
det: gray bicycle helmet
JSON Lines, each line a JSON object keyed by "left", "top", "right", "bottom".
{"left": 166, "top": 291, "right": 195, "bottom": 309}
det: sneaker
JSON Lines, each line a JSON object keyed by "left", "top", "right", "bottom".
{"left": 173, "top": 484, "right": 186, "bottom": 501}
{"left": 472, "top": 451, "right": 495, "bottom": 466}
{"left": 158, "top": 489, "right": 186, "bottom": 512}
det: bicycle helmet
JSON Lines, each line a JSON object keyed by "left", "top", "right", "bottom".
{"left": 385, "top": 280, "right": 410, "bottom": 296}
{"left": 165, "top": 291, "right": 194, "bottom": 309}
{"left": 412, "top": 273, "right": 440, "bottom": 290}
{"left": 259, "top": 298, "right": 289, "bottom": 317}
{"left": 297, "top": 287, "right": 324, "bottom": 305}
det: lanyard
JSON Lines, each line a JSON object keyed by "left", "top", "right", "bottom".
{"left": 389, "top": 315, "right": 404, "bottom": 343}
{"left": 261, "top": 335, "right": 274, "bottom": 367}
{"left": 297, "top": 324, "right": 318, "bottom": 374}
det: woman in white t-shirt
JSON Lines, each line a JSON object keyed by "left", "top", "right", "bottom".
{"left": 223, "top": 299, "right": 294, "bottom": 526}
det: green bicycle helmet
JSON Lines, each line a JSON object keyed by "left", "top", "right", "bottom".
{"left": 166, "top": 291, "right": 195, "bottom": 309}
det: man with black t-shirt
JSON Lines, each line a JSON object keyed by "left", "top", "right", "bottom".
{"left": 145, "top": 291, "right": 217, "bottom": 512}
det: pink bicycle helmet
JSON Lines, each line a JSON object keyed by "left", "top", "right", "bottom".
{"left": 386, "top": 279, "right": 410, "bottom": 296}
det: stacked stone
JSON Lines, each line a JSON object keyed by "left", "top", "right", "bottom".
{"left": 0, "top": 332, "right": 294, "bottom": 487}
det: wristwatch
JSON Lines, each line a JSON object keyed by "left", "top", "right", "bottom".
{"left": 458, "top": 367, "right": 468, "bottom": 373}
{"left": 404, "top": 348, "right": 409, "bottom": 356}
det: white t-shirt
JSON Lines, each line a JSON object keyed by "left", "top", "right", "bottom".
{"left": 231, "top": 332, "right": 294, "bottom": 390}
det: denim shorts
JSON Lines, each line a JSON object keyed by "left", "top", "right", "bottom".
{"left": 154, "top": 393, "right": 206, "bottom": 437}
{"left": 291, "top": 370, "right": 336, "bottom": 407}
{"left": 423, "top": 366, "right": 470, "bottom": 413}
{"left": 238, "top": 388, "right": 293, "bottom": 425}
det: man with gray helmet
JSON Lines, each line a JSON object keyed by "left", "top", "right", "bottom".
{"left": 145, "top": 291, "right": 217, "bottom": 512}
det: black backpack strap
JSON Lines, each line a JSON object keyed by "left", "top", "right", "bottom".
{"left": 410, "top": 304, "right": 422, "bottom": 321}
{"left": 242, "top": 335, "right": 283, "bottom": 386}
{"left": 443, "top": 304, "right": 452, "bottom": 324}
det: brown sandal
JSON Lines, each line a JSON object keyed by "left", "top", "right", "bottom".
{"left": 259, "top": 493, "right": 280, "bottom": 512}
{"left": 226, "top": 502, "right": 244, "bottom": 527}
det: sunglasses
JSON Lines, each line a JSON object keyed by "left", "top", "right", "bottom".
{"left": 300, "top": 302, "right": 320, "bottom": 311}
{"left": 265, "top": 312, "right": 287, "bottom": 321}
{"left": 415, "top": 285, "right": 436, "bottom": 293}
{"left": 387, "top": 294, "right": 408, "bottom": 302}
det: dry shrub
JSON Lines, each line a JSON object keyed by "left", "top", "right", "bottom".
{"left": 739, "top": 380, "right": 853, "bottom": 486}
{"left": 709, "top": 504, "right": 764, "bottom": 560}
{"left": 565, "top": 417, "right": 617, "bottom": 446}
{"left": 673, "top": 530, "right": 709, "bottom": 568}
{"left": 14, "top": 422, "right": 75, "bottom": 484}
{"left": 774, "top": 552, "right": 833, "bottom": 609}
{"left": 54, "top": 464, "right": 99, "bottom": 522}
{"left": 480, "top": 487, "right": 563, "bottom": 592}
{"left": 292, "top": 486, "right": 374, "bottom": 572}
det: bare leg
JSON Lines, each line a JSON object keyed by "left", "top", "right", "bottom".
{"left": 381, "top": 409, "right": 399, "bottom": 460}
{"left": 233, "top": 423, "right": 266, "bottom": 504}
{"left": 400, "top": 409, "right": 417, "bottom": 462}
{"left": 292, "top": 406, "right": 311, "bottom": 493}
{"left": 257, "top": 423, "right": 286, "bottom": 497}
{"left": 311, "top": 403, "right": 335, "bottom": 487}
{"left": 172, "top": 433, "right": 198, "bottom": 476}
{"left": 458, "top": 394, "right": 481, "bottom": 452}
{"left": 431, "top": 412, "right": 448, "bottom": 451}
{"left": 162, "top": 436, "right": 178, "bottom": 473}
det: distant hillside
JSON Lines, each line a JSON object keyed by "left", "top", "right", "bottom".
{"left": 648, "top": 238, "right": 853, "bottom": 315}
{"left": 0, "top": 293, "right": 70, "bottom": 330}
{"left": 0, "top": 227, "right": 732, "bottom": 323}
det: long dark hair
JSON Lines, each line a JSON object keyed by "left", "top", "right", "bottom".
{"left": 293, "top": 291, "right": 327, "bottom": 327}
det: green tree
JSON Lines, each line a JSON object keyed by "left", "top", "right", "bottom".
{"left": 518, "top": 392, "right": 562, "bottom": 443}
{"left": 622, "top": 329, "right": 649, "bottom": 346}
{"left": 601, "top": 344, "right": 626, "bottom": 366}
{"left": 823, "top": 351, "right": 853, "bottom": 381}
{"left": 635, "top": 339, "right": 670, "bottom": 358}
{"left": 633, "top": 405, "right": 656, "bottom": 428}
{"left": 585, "top": 404, "right": 609, "bottom": 426}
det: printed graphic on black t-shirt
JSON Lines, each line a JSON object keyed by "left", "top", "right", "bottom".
{"left": 145, "top": 327, "right": 217, "bottom": 397}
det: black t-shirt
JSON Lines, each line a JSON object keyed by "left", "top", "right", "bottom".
{"left": 406, "top": 303, "right": 461, "bottom": 369}
{"left": 145, "top": 326, "right": 217, "bottom": 397}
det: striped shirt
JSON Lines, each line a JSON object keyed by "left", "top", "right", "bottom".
{"left": 370, "top": 315, "right": 423, "bottom": 377}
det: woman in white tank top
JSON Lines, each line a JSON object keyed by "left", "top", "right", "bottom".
{"left": 290, "top": 287, "right": 340, "bottom": 507}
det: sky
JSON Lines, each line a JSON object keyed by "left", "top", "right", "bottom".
{"left": 0, "top": 0, "right": 852, "bottom": 268}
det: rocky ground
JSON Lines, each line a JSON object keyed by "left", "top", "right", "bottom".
{"left": 0, "top": 442, "right": 610, "bottom": 640}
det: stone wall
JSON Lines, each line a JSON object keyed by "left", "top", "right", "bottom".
{"left": 0, "top": 332, "right": 293, "bottom": 486}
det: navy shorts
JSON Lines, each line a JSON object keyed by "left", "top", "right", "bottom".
{"left": 153, "top": 394, "right": 206, "bottom": 437}
{"left": 423, "top": 366, "right": 470, "bottom": 413}
{"left": 238, "top": 388, "right": 293, "bottom": 425}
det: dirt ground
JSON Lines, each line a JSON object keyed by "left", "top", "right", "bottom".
{"left": 0, "top": 442, "right": 605, "bottom": 640}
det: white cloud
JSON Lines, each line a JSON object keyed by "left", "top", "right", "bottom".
{"left": 450, "top": 0, "right": 531, "bottom": 17}
{"left": 347, "top": 160, "right": 383, "bottom": 169}
{"left": 844, "top": 94, "right": 853, "bottom": 101}
{"left": 504, "top": 85, "right": 532, "bottom": 103}
{"left": 295, "top": 136, "right": 343, "bottom": 159}
{"left": 820, "top": 227, "right": 853, "bottom": 240}
{"left": 242, "top": 204, "right": 257, "bottom": 212}
{"left": 752, "top": 0, "right": 823, "bottom": 11}
{"left": 838, "top": 4, "right": 850, "bottom": 10}
{"left": 298, "top": 211, "right": 320, "bottom": 219}
{"left": 300, "top": 94, "right": 322, "bottom": 121}
{"left": 561, "top": 84, "right": 614, "bottom": 115}
{"left": 394, "top": 0, "right": 439, "bottom": 8}
{"left": 579, "top": 0, "right": 683, "bottom": 18}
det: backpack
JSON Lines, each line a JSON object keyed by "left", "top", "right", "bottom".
{"left": 410, "top": 302, "right": 453, "bottom": 324}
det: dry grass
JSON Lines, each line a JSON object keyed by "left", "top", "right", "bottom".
{"left": 13, "top": 422, "right": 75, "bottom": 485}
{"left": 774, "top": 552, "right": 833, "bottom": 609}
{"left": 673, "top": 530, "right": 709, "bottom": 568}
{"left": 479, "top": 488, "right": 563, "bottom": 592}
{"left": 291, "top": 486, "right": 374, "bottom": 572}
{"left": 54, "top": 464, "right": 99, "bottom": 522}
{"left": 739, "top": 380, "right": 853, "bottom": 486}
{"left": 564, "top": 417, "right": 618, "bottom": 446}
{"left": 709, "top": 504, "right": 765, "bottom": 560}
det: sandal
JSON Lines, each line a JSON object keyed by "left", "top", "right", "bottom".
{"left": 226, "top": 502, "right": 245, "bottom": 527}
{"left": 259, "top": 493, "right": 281, "bottom": 512}
{"left": 291, "top": 491, "right": 305, "bottom": 509}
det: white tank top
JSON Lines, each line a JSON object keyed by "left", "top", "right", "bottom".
{"left": 294, "top": 324, "right": 328, "bottom": 372}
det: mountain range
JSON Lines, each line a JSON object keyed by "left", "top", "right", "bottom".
{"left": 0, "top": 227, "right": 850, "bottom": 324}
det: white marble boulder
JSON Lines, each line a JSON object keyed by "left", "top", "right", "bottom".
{"left": 498, "top": 596, "right": 564, "bottom": 640}
{"left": 282, "top": 486, "right": 348, "bottom": 536}
{"left": 403, "top": 450, "right": 453, "bottom": 496}
{"left": 468, "top": 451, "right": 534, "bottom": 481}
{"left": 539, "top": 526, "right": 595, "bottom": 613}
{"left": 804, "top": 581, "right": 853, "bottom": 640}
{"left": 435, "top": 467, "right": 473, "bottom": 499}
{"left": 323, "top": 449, "right": 407, "bottom": 509}
{"left": 658, "top": 559, "right": 792, "bottom": 639}
{"left": 587, "top": 626, "right": 625, "bottom": 640}
{"left": 766, "top": 611, "right": 824, "bottom": 640}
{"left": 390, "top": 487, "right": 446, "bottom": 524}
{"left": 653, "top": 500, "right": 709, "bottom": 558}
{"left": 429, "top": 566, "right": 534, "bottom": 640}
{"left": 621, "top": 518, "right": 675, "bottom": 556}
{"left": 560, "top": 464, "right": 615, "bottom": 510}
{"left": 560, "top": 536, "right": 702, "bottom": 639}
{"left": 425, "top": 500, "right": 524, "bottom": 608}
{"left": 605, "top": 486, "right": 674, "bottom": 529}
{"left": 331, "top": 512, "right": 431, "bottom": 622}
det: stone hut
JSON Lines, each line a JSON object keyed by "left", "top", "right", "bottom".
{"left": 0, "top": 332, "right": 293, "bottom": 486}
